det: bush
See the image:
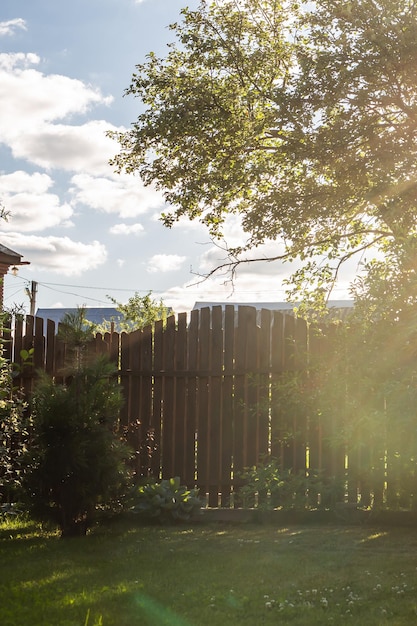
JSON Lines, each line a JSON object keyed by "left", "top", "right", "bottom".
{"left": 239, "top": 457, "right": 343, "bottom": 511}
{"left": 129, "top": 476, "right": 202, "bottom": 523}
{"left": 22, "top": 356, "right": 132, "bottom": 537}
{"left": 0, "top": 337, "right": 29, "bottom": 505}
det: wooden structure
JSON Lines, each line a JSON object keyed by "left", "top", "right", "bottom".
{"left": 0, "top": 243, "right": 29, "bottom": 309}
{"left": 8, "top": 306, "right": 415, "bottom": 509}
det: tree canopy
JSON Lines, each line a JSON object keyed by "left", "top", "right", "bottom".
{"left": 98, "top": 291, "right": 171, "bottom": 333}
{"left": 111, "top": 0, "right": 417, "bottom": 311}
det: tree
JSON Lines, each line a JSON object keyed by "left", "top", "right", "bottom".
{"left": 23, "top": 312, "right": 132, "bottom": 537}
{"left": 111, "top": 0, "right": 417, "bottom": 311}
{"left": 97, "top": 291, "right": 171, "bottom": 333}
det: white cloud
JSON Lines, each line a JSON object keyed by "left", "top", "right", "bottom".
{"left": 2, "top": 194, "right": 73, "bottom": 232}
{"left": 109, "top": 223, "right": 144, "bottom": 235}
{"left": 0, "top": 53, "right": 121, "bottom": 178}
{"left": 12, "top": 121, "right": 118, "bottom": 174}
{"left": 0, "top": 53, "right": 113, "bottom": 140}
{"left": 0, "top": 233, "right": 107, "bottom": 275}
{"left": 0, "top": 171, "right": 73, "bottom": 231}
{"left": 147, "top": 254, "right": 187, "bottom": 273}
{"left": 0, "top": 170, "right": 53, "bottom": 194}
{"left": 0, "top": 52, "right": 40, "bottom": 72}
{"left": 71, "top": 173, "right": 165, "bottom": 217}
{"left": 0, "top": 19, "right": 27, "bottom": 37}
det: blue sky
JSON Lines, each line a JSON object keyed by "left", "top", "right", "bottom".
{"left": 0, "top": 0, "right": 352, "bottom": 314}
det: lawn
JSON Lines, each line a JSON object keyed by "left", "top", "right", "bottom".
{"left": 1, "top": 515, "right": 417, "bottom": 625}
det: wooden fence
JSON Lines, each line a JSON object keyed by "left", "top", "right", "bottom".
{"left": 7, "top": 306, "right": 417, "bottom": 508}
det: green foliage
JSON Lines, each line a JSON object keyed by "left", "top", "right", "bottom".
{"left": 23, "top": 356, "right": 132, "bottom": 537}
{"left": 111, "top": 0, "right": 417, "bottom": 311}
{"left": 250, "top": 311, "right": 417, "bottom": 510}
{"left": 239, "top": 458, "right": 342, "bottom": 511}
{"left": 0, "top": 320, "right": 29, "bottom": 504}
{"left": 96, "top": 291, "right": 171, "bottom": 333}
{"left": 129, "top": 476, "right": 202, "bottom": 522}
{"left": 58, "top": 306, "right": 95, "bottom": 346}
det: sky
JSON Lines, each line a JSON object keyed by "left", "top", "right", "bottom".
{"left": 0, "top": 0, "right": 353, "bottom": 316}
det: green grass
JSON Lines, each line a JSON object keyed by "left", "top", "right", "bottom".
{"left": 1, "top": 515, "right": 417, "bottom": 625}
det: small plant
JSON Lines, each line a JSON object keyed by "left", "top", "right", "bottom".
{"left": 129, "top": 476, "right": 202, "bottom": 523}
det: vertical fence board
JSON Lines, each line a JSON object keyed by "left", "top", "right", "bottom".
{"left": 185, "top": 310, "right": 199, "bottom": 487}
{"left": 293, "top": 317, "right": 308, "bottom": 474}
{"left": 221, "top": 306, "right": 235, "bottom": 506}
{"left": 232, "top": 307, "right": 253, "bottom": 503}
{"left": 197, "top": 308, "right": 210, "bottom": 498}
{"left": 319, "top": 324, "right": 345, "bottom": 506}
{"left": 282, "top": 314, "right": 297, "bottom": 471}
{"left": 128, "top": 329, "right": 141, "bottom": 424}
{"left": 45, "top": 319, "right": 56, "bottom": 375}
{"left": 21, "top": 316, "right": 35, "bottom": 397}
{"left": 161, "top": 315, "right": 176, "bottom": 478}
{"left": 270, "top": 312, "right": 285, "bottom": 464}
{"left": 258, "top": 309, "right": 272, "bottom": 458}
{"left": 33, "top": 316, "right": 44, "bottom": 366}
{"left": 128, "top": 329, "right": 142, "bottom": 476}
{"left": 207, "top": 306, "right": 223, "bottom": 506}
{"left": 307, "top": 324, "right": 325, "bottom": 477}
{"left": 119, "top": 332, "right": 131, "bottom": 429}
{"left": 152, "top": 320, "right": 164, "bottom": 478}
{"left": 245, "top": 306, "right": 259, "bottom": 470}
{"left": 174, "top": 313, "right": 188, "bottom": 482}
{"left": 139, "top": 325, "right": 153, "bottom": 477}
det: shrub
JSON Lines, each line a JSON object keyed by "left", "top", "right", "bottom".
{"left": 0, "top": 331, "right": 30, "bottom": 505}
{"left": 129, "top": 476, "right": 202, "bottom": 523}
{"left": 239, "top": 457, "right": 343, "bottom": 511}
{"left": 22, "top": 356, "right": 132, "bottom": 537}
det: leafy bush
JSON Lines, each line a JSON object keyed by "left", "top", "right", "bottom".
{"left": 129, "top": 476, "right": 202, "bottom": 523}
{"left": 0, "top": 332, "right": 30, "bottom": 504}
{"left": 239, "top": 457, "right": 343, "bottom": 511}
{"left": 23, "top": 356, "right": 132, "bottom": 537}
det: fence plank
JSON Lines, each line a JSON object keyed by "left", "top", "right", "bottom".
{"left": 258, "top": 308, "right": 272, "bottom": 459}
{"left": 221, "top": 305, "right": 235, "bottom": 506}
{"left": 45, "top": 319, "right": 55, "bottom": 375}
{"left": 152, "top": 320, "right": 163, "bottom": 477}
{"left": 293, "top": 317, "right": 308, "bottom": 474}
{"left": 185, "top": 310, "right": 199, "bottom": 488}
{"left": 128, "top": 329, "right": 142, "bottom": 477}
{"left": 161, "top": 315, "right": 176, "bottom": 478}
{"left": 196, "top": 307, "right": 210, "bottom": 499}
{"left": 119, "top": 332, "right": 131, "bottom": 429}
{"left": 232, "top": 306, "right": 254, "bottom": 504}
{"left": 270, "top": 312, "right": 285, "bottom": 465}
{"left": 245, "top": 306, "right": 259, "bottom": 470}
{"left": 139, "top": 325, "right": 153, "bottom": 477}
{"left": 174, "top": 312, "right": 188, "bottom": 483}
{"left": 207, "top": 306, "right": 223, "bottom": 506}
